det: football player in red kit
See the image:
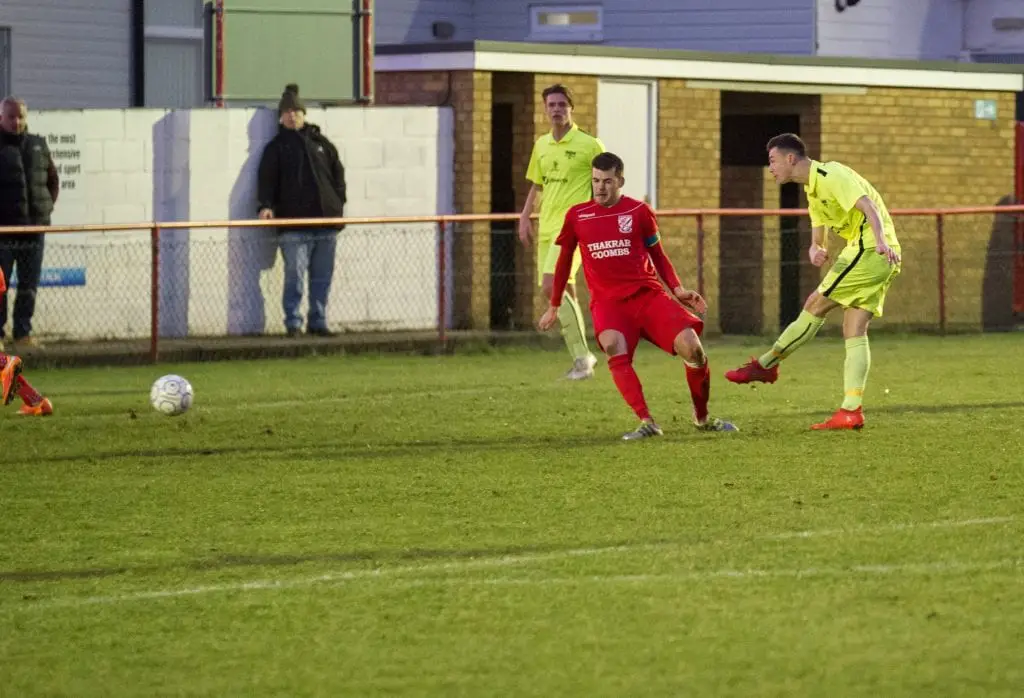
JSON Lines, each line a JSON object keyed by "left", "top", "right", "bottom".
{"left": 0, "top": 268, "right": 52, "bottom": 415}
{"left": 538, "top": 152, "right": 736, "bottom": 440}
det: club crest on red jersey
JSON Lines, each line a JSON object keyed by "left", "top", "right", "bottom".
{"left": 617, "top": 215, "right": 633, "bottom": 234}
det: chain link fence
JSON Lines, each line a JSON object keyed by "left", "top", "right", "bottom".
{"left": 0, "top": 232, "right": 152, "bottom": 343}
{"left": 712, "top": 209, "right": 1021, "bottom": 334}
{"left": 158, "top": 223, "right": 440, "bottom": 339}
{"left": 0, "top": 207, "right": 1021, "bottom": 362}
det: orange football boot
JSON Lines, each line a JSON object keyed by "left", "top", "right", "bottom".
{"left": 1, "top": 356, "right": 22, "bottom": 406}
{"left": 19, "top": 397, "right": 53, "bottom": 416}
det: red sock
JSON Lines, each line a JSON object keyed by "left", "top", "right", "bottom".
{"left": 16, "top": 375, "right": 43, "bottom": 406}
{"left": 608, "top": 354, "right": 651, "bottom": 420}
{"left": 685, "top": 361, "right": 711, "bottom": 423}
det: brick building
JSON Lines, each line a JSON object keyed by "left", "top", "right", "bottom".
{"left": 376, "top": 41, "right": 1023, "bottom": 334}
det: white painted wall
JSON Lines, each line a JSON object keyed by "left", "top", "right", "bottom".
{"left": 19, "top": 106, "right": 455, "bottom": 341}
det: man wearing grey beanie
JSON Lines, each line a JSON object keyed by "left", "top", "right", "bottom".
{"left": 257, "top": 84, "right": 347, "bottom": 338}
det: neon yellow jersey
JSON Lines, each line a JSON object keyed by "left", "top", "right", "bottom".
{"left": 805, "top": 160, "right": 899, "bottom": 248}
{"left": 526, "top": 124, "right": 605, "bottom": 238}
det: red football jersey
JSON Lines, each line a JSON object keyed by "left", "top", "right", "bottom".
{"left": 556, "top": 196, "right": 666, "bottom": 303}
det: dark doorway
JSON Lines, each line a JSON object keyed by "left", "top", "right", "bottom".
{"left": 719, "top": 91, "right": 820, "bottom": 334}
{"left": 719, "top": 111, "right": 800, "bottom": 334}
{"left": 490, "top": 102, "right": 516, "bottom": 329}
{"left": 720, "top": 114, "right": 799, "bottom": 167}
{"left": 778, "top": 181, "right": 802, "bottom": 325}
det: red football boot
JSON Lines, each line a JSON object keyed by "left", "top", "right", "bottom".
{"left": 811, "top": 407, "right": 865, "bottom": 431}
{"left": 725, "top": 357, "right": 779, "bottom": 385}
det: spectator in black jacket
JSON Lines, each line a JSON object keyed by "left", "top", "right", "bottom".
{"left": 0, "top": 96, "right": 58, "bottom": 351}
{"left": 257, "top": 84, "right": 346, "bottom": 338}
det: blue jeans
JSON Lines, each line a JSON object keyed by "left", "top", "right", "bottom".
{"left": 278, "top": 228, "right": 338, "bottom": 332}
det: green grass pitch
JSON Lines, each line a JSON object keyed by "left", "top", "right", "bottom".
{"left": 1, "top": 334, "right": 1022, "bottom": 697}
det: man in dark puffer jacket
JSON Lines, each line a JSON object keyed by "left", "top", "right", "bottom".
{"left": 257, "top": 84, "right": 346, "bottom": 338}
{"left": 0, "top": 96, "right": 58, "bottom": 350}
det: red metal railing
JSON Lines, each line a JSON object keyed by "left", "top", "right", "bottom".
{"left": 0, "top": 204, "right": 1021, "bottom": 361}
{"left": 213, "top": 0, "right": 225, "bottom": 107}
{"left": 360, "top": 0, "right": 374, "bottom": 103}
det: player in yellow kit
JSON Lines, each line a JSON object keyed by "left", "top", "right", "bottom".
{"left": 519, "top": 84, "right": 605, "bottom": 380}
{"left": 726, "top": 133, "right": 901, "bottom": 430}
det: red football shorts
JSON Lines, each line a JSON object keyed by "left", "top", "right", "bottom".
{"left": 591, "top": 287, "right": 704, "bottom": 357}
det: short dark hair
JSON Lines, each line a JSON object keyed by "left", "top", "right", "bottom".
{"left": 592, "top": 152, "right": 624, "bottom": 176}
{"left": 766, "top": 133, "right": 807, "bottom": 157}
{"left": 541, "top": 84, "right": 574, "bottom": 108}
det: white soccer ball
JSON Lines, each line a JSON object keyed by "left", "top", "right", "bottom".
{"left": 150, "top": 374, "right": 194, "bottom": 416}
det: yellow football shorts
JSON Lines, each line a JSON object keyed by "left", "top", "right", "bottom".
{"left": 818, "top": 243, "right": 901, "bottom": 317}
{"left": 538, "top": 233, "right": 583, "bottom": 286}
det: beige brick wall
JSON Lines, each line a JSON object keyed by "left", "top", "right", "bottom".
{"left": 374, "top": 71, "right": 451, "bottom": 106}
{"left": 377, "top": 71, "right": 1017, "bottom": 333}
{"left": 820, "top": 88, "right": 1016, "bottom": 328}
{"left": 657, "top": 81, "right": 722, "bottom": 331}
{"left": 377, "top": 70, "right": 494, "bottom": 329}
{"left": 456, "top": 71, "right": 493, "bottom": 329}
{"left": 761, "top": 168, "right": 782, "bottom": 334}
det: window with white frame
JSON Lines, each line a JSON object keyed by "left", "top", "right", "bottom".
{"left": 144, "top": 0, "right": 205, "bottom": 108}
{"left": 528, "top": 4, "right": 603, "bottom": 43}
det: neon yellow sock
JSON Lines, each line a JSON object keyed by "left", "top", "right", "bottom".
{"left": 557, "top": 291, "right": 590, "bottom": 360}
{"left": 841, "top": 336, "right": 871, "bottom": 410}
{"left": 759, "top": 310, "right": 825, "bottom": 368}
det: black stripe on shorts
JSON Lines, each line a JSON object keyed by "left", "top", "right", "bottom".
{"left": 822, "top": 222, "right": 865, "bottom": 298}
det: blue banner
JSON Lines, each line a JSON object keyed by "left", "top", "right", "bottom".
{"left": 8, "top": 267, "right": 87, "bottom": 288}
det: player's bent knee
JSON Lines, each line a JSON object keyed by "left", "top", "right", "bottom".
{"left": 843, "top": 308, "right": 872, "bottom": 338}
{"left": 673, "top": 329, "right": 704, "bottom": 364}
{"left": 803, "top": 291, "right": 834, "bottom": 317}
{"left": 598, "top": 330, "right": 628, "bottom": 356}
